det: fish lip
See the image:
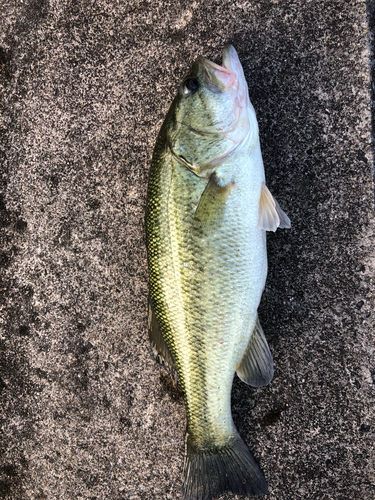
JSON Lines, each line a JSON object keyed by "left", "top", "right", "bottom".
{"left": 198, "top": 44, "right": 239, "bottom": 86}
{"left": 221, "top": 44, "right": 235, "bottom": 72}
{"left": 199, "top": 56, "right": 231, "bottom": 74}
{"left": 198, "top": 56, "right": 236, "bottom": 91}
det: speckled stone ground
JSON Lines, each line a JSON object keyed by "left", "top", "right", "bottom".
{"left": 0, "top": 1, "right": 374, "bottom": 499}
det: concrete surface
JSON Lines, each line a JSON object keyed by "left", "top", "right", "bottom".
{"left": 0, "top": 0, "right": 374, "bottom": 499}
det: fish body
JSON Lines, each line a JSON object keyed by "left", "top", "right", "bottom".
{"left": 146, "top": 45, "right": 290, "bottom": 499}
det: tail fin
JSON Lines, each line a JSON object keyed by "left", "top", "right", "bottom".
{"left": 182, "top": 434, "right": 268, "bottom": 499}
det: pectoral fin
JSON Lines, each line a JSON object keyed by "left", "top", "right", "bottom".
{"left": 148, "top": 296, "right": 176, "bottom": 371}
{"left": 257, "top": 183, "right": 291, "bottom": 232}
{"left": 193, "top": 172, "right": 234, "bottom": 230}
{"left": 236, "top": 316, "right": 274, "bottom": 387}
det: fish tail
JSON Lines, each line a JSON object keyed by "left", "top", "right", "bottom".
{"left": 182, "top": 433, "right": 268, "bottom": 500}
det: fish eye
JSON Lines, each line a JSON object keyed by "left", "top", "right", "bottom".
{"left": 183, "top": 78, "right": 199, "bottom": 94}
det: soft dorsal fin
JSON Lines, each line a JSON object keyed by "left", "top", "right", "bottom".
{"left": 236, "top": 316, "right": 274, "bottom": 387}
{"left": 257, "top": 183, "right": 291, "bottom": 232}
{"left": 148, "top": 296, "right": 176, "bottom": 372}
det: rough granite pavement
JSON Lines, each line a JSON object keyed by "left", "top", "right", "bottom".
{"left": 1, "top": 1, "right": 374, "bottom": 499}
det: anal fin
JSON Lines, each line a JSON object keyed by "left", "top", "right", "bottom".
{"left": 236, "top": 316, "right": 274, "bottom": 387}
{"left": 148, "top": 296, "right": 176, "bottom": 372}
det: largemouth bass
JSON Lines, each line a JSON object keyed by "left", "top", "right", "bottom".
{"left": 146, "top": 45, "right": 290, "bottom": 499}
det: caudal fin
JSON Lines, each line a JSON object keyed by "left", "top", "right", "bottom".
{"left": 182, "top": 434, "right": 268, "bottom": 499}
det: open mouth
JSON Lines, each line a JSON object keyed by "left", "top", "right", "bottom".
{"left": 200, "top": 57, "right": 236, "bottom": 91}
{"left": 198, "top": 44, "right": 243, "bottom": 91}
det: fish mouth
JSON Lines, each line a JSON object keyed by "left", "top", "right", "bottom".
{"left": 199, "top": 45, "right": 246, "bottom": 93}
{"left": 199, "top": 57, "right": 236, "bottom": 92}
{"left": 185, "top": 46, "right": 249, "bottom": 139}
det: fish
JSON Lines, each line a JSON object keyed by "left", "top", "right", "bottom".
{"left": 146, "top": 45, "right": 290, "bottom": 500}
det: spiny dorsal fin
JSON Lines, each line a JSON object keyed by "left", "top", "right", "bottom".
{"left": 148, "top": 296, "right": 176, "bottom": 371}
{"left": 257, "top": 183, "right": 291, "bottom": 232}
{"left": 236, "top": 316, "right": 274, "bottom": 387}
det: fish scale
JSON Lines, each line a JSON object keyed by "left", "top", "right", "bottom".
{"left": 146, "top": 45, "right": 290, "bottom": 499}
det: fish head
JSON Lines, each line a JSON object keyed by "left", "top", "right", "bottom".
{"left": 167, "top": 45, "right": 259, "bottom": 176}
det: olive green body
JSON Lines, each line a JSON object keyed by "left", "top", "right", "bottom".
{"left": 146, "top": 111, "right": 267, "bottom": 447}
